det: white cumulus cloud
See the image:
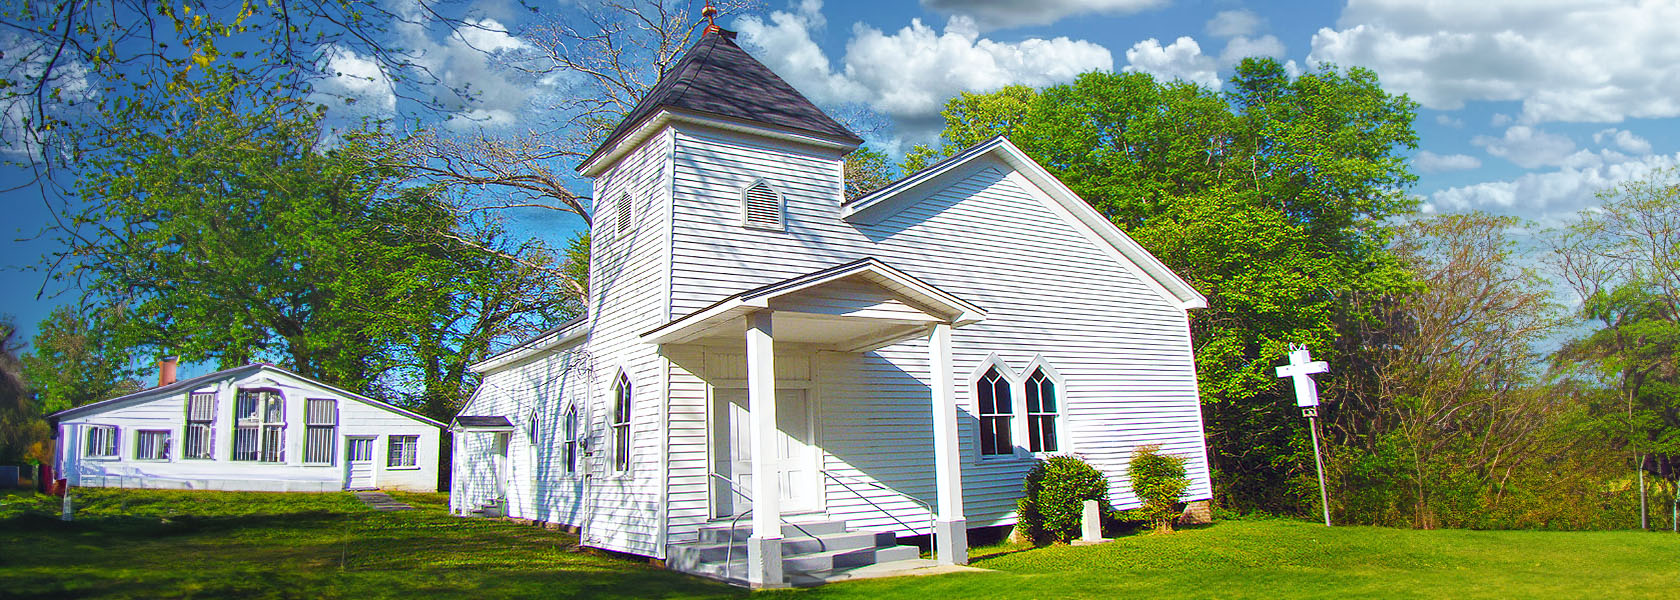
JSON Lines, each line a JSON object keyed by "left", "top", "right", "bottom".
{"left": 1206, "top": 10, "right": 1262, "bottom": 38}
{"left": 1414, "top": 151, "right": 1481, "bottom": 173}
{"left": 1593, "top": 128, "right": 1652, "bottom": 155}
{"left": 1123, "top": 37, "right": 1221, "bottom": 90}
{"left": 1308, "top": 0, "right": 1680, "bottom": 124}
{"left": 1429, "top": 151, "right": 1680, "bottom": 220}
{"left": 1219, "top": 34, "right": 1285, "bottom": 64}
{"left": 736, "top": 3, "right": 1113, "bottom": 141}
{"left": 1471, "top": 125, "right": 1576, "bottom": 169}
{"left": 920, "top": 0, "right": 1168, "bottom": 30}
{"left": 313, "top": 46, "right": 397, "bottom": 117}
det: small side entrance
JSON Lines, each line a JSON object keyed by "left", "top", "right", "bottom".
{"left": 711, "top": 387, "right": 819, "bottom": 518}
{"left": 490, "top": 432, "right": 511, "bottom": 499}
{"left": 345, "top": 436, "right": 376, "bottom": 490}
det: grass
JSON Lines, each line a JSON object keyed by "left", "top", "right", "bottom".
{"left": 2, "top": 489, "right": 1674, "bottom": 599}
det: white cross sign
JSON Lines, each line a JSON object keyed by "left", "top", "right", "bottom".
{"left": 1276, "top": 346, "right": 1329, "bottom": 407}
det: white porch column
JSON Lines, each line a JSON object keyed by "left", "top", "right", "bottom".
{"left": 745, "top": 310, "right": 785, "bottom": 587}
{"left": 929, "top": 322, "right": 969, "bottom": 565}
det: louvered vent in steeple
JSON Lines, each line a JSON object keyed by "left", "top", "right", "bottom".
{"left": 741, "top": 179, "right": 783, "bottom": 230}
{"left": 615, "top": 191, "right": 633, "bottom": 236}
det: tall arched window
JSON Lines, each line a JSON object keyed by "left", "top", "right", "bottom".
{"left": 612, "top": 372, "right": 633, "bottom": 472}
{"left": 563, "top": 406, "right": 579, "bottom": 475}
{"left": 977, "top": 367, "right": 1013, "bottom": 456}
{"left": 1025, "top": 368, "right": 1060, "bottom": 453}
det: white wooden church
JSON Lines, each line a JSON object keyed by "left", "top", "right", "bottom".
{"left": 450, "top": 22, "right": 1213, "bottom": 587}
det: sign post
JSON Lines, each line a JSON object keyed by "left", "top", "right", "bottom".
{"left": 1276, "top": 345, "right": 1331, "bottom": 527}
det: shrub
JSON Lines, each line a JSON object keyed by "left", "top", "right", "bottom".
{"left": 1016, "top": 455, "right": 1109, "bottom": 543}
{"left": 1129, "top": 444, "right": 1189, "bottom": 533}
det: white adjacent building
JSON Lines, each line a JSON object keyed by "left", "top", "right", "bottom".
{"left": 451, "top": 25, "right": 1213, "bottom": 587}
{"left": 51, "top": 363, "right": 443, "bottom": 492}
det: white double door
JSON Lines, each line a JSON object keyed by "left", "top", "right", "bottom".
{"left": 712, "top": 388, "right": 819, "bottom": 518}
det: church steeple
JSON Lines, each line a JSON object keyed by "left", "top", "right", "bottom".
{"left": 578, "top": 12, "right": 862, "bottom": 176}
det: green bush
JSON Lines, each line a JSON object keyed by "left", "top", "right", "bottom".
{"left": 1129, "top": 444, "right": 1189, "bottom": 533}
{"left": 1016, "top": 455, "right": 1109, "bottom": 543}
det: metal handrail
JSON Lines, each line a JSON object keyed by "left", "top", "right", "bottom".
{"left": 707, "top": 472, "right": 826, "bottom": 581}
{"left": 819, "top": 470, "right": 937, "bottom": 563}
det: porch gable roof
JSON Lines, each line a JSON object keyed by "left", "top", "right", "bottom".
{"left": 451, "top": 415, "right": 514, "bottom": 431}
{"left": 640, "top": 257, "right": 986, "bottom": 349}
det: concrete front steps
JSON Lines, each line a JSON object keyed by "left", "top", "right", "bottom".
{"left": 667, "top": 519, "right": 930, "bottom": 587}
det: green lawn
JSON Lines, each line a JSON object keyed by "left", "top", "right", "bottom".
{"left": 1, "top": 489, "right": 1672, "bottom": 599}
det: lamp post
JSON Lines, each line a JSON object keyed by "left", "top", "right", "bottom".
{"left": 1277, "top": 345, "right": 1331, "bottom": 527}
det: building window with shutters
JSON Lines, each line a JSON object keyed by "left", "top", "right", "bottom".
{"left": 1025, "top": 368, "right": 1060, "bottom": 453}
{"left": 612, "top": 372, "right": 632, "bottom": 473}
{"left": 85, "top": 425, "right": 118, "bottom": 458}
{"left": 135, "top": 430, "right": 171, "bottom": 461}
{"left": 740, "top": 179, "right": 784, "bottom": 230}
{"left": 387, "top": 435, "right": 419, "bottom": 468}
{"left": 184, "top": 391, "right": 216, "bottom": 459}
{"left": 304, "top": 398, "right": 337, "bottom": 465}
{"left": 976, "top": 365, "right": 1015, "bottom": 457}
{"left": 233, "top": 389, "right": 286, "bottom": 463}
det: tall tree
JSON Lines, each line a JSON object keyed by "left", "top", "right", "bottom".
{"left": 1333, "top": 213, "right": 1560, "bottom": 527}
{"left": 20, "top": 306, "right": 142, "bottom": 414}
{"left": 59, "top": 77, "right": 573, "bottom": 419}
{"left": 909, "top": 59, "right": 1420, "bottom": 513}
{"left": 1, "top": 316, "right": 52, "bottom": 465}
{"left": 1550, "top": 167, "right": 1680, "bottom": 528}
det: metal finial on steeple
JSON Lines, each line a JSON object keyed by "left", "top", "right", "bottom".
{"left": 702, "top": 0, "right": 720, "bottom": 34}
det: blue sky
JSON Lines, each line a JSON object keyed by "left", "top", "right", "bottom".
{"left": 5, "top": 0, "right": 1678, "bottom": 361}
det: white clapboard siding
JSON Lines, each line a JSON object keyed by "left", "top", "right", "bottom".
{"left": 460, "top": 131, "right": 672, "bottom": 557}
{"left": 55, "top": 365, "right": 442, "bottom": 493}
{"left": 662, "top": 125, "right": 1210, "bottom": 536}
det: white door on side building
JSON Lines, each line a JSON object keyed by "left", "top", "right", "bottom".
{"left": 711, "top": 387, "right": 818, "bottom": 518}
{"left": 345, "top": 436, "right": 376, "bottom": 490}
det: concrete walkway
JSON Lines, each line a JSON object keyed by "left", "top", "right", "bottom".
{"left": 353, "top": 491, "right": 414, "bottom": 511}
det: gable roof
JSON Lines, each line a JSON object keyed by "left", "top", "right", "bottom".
{"left": 48, "top": 363, "right": 446, "bottom": 428}
{"left": 469, "top": 315, "right": 590, "bottom": 374}
{"left": 579, "top": 27, "right": 862, "bottom": 176}
{"left": 641, "top": 257, "right": 987, "bottom": 346}
{"left": 843, "top": 136, "right": 1208, "bottom": 311}
{"left": 452, "top": 415, "right": 514, "bottom": 430}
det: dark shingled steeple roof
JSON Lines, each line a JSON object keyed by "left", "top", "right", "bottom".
{"left": 581, "top": 28, "right": 862, "bottom": 171}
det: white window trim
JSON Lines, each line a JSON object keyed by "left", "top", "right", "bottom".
{"left": 183, "top": 391, "right": 216, "bottom": 460}
{"left": 386, "top": 434, "right": 421, "bottom": 470}
{"left": 84, "top": 424, "right": 119, "bottom": 459}
{"left": 967, "top": 353, "right": 1027, "bottom": 462}
{"left": 739, "top": 178, "right": 786, "bottom": 231}
{"left": 610, "top": 367, "right": 634, "bottom": 476}
{"left": 1020, "top": 355, "right": 1072, "bottom": 456}
{"left": 562, "top": 404, "right": 582, "bottom": 479}
{"left": 301, "top": 398, "right": 338, "bottom": 466}
{"left": 234, "top": 388, "right": 288, "bottom": 463}
{"left": 133, "top": 429, "right": 172, "bottom": 462}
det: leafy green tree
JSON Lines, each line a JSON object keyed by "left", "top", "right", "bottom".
{"left": 20, "top": 306, "right": 143, "bottom": 414}
{"left": 1331, "top": 213, "right": 1561, "bottom": 528}
{"left": 1551, "top": 167, "right": 1680, "bottom": 529}
{"left": 0, "top": 315, "right": 51, "bottom": 465}
{"left": 910, "top": 59, "right": 1420, "bottom": 513}
{"left": 57, "top": 77, "right": 573, "bottom": 421}
{"left": 843, "top": 147, "right": 897, "bottom": 200}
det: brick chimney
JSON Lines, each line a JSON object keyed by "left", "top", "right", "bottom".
{"left": 158, "top": 356, "right": 178, "bottom": 387}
